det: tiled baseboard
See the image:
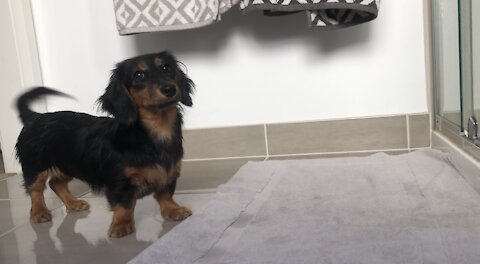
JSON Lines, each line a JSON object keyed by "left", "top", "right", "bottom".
{"left": 177, "top": 113, "right": 431, "bottom": 190}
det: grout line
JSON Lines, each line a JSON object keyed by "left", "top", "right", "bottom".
{"left": 0, "top": 198, "right": 55, "bottom": 201}
{"left": 175, "top": 189, "right": 217, "bottom": 194}
{"left": 0, "top": 226, "right": 19, "bottom": 239}
{"left": 0, "top": 189, "right": 92, "bottom": 201}
{"left": 183, "top": 155, "right": 267, "bottom": 162}
{"left": 183, "top": 148, "right": 430, "bottom": 162}
{"left": 406, "top": 115, "right": 411, "bottom": 151}
{"left": 267, "top": 148, "right": 413, "bottom": 158}
{"left": 410, "top": 147, "right": 429, "bottom": 151}
{"left": 263, "top": 124, "right": 270, "bottom": 161}
{"left": 78, "top": 190, "right": 92, "bottom": 198}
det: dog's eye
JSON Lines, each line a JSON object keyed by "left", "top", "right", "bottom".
{"left": 133, "top": 71, "right": 146, "bottom": 80}
{"left": 161, "top": 64, "right": 172, "bottom": 74}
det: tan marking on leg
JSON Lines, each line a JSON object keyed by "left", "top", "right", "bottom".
{"left": 30, "top": 171, "right": 52, "bottom": 223}
{"left": 154, "top": 191, "right": 192, "bottom": 221}
{"left": 49, "top": 176, "right": 89, "bottom": 212}
{"left": 108, "top": 201, "right": 136, "bottom": 238}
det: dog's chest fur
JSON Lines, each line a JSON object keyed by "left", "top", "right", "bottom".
{"left": 138, "top": 106, "right": 178, "bottom": 142}
{"left": 125, "top": 159, "right": 181, "bottom": 198}
{"left": 124, "top": 110, "right": 183, "bottom": 197}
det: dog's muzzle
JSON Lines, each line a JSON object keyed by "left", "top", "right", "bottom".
{"left": 161, "top": 85, "right": 176, "bottom": 98}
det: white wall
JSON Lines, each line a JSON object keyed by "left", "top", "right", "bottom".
{"left": 0, "top": 0, "right": 44, "bottom": 173}
{"left": 31, "top": 0, "right": 427, "bottom": 129}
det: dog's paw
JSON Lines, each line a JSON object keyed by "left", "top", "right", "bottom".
{"left": 108, "top": 222, "right": 135, "bottom": 238}
{"left": 65, "top": 199, "right": 90, "bottom": 212}
{"left": 162, "top": 206, "right": 192, "bottom": 221}
{"left": 31, "top": 209, "right": 52, "bottom": 223}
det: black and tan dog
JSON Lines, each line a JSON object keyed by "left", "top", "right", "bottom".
{"left": 15, "top": 51, "right": 194, "bottom": 237}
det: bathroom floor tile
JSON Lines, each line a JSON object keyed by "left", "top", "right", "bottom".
{"left": 0, "top": 198, "right": 64, "bottom": 235}
{"left": 0, "top": 192, "right": 214, "bottom": 264}
{"left": 0, "top": 174, "right": 90, "bottom": 200}
{"left": 0, "top": 174, "right": 89, "bottom": 236}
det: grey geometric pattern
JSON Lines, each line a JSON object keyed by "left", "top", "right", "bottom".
{"left": 113, "top": 0, "right": 379, "bottom": 34}
{"left": 241, "top": 0, "right": 380, "bottom": 30}
{"left": 114, "top": 0, "right": 240, "bottom": 34}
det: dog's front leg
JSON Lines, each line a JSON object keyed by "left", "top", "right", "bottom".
{"left": 154, "top": 180, "right": 192, "bottom": 221}
{"left": 108, "top": 199, "right": 136, "bottom": 238}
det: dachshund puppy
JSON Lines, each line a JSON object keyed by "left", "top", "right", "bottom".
{"left": 15, "top": 51, "right": 194, "bottom": 238}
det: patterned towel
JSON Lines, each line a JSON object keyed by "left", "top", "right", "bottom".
{"left": 241, "top": 0, "right": 380, "bottom": 30}
{"left": 113, "top": 0, "right": 240, "bottom": 34}
{"left": 113, "top": 0, "right": 379, "bottom": 34}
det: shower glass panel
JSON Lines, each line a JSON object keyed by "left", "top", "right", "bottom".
{"left": 457, "top": 0, "right": 479, "bottom": 142}
{"left": 433, "top": 0, "right": 462, "bottom": 128}
{"left": 472, "top": 1, "right": 480, "bottom": 138}
{"left": 434, "top": 0, "right": 480, "bottom": 153}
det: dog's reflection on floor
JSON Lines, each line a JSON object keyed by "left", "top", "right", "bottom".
{"left": 31, "top": 210, "right": 175, "bottom": 263}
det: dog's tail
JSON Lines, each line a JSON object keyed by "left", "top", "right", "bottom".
{"left": 16, "top": 87, "right": 74, "bottom": 124}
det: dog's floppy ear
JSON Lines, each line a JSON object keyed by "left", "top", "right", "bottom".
{"left": 177, "top": 67, "right": 194, "bottom": 107}
{"left": 98, "top": 64, "right": 138, "bottom": 125}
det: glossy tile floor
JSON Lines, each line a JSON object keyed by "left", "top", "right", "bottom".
{"left": 0, "top": 174, "right": 215, "bottom": 264}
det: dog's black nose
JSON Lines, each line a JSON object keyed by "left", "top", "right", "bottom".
{"left": 161, "top": 85, "right": 176, "bottom": 98}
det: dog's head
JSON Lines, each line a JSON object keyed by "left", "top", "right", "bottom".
{"left": 99, "top": 51, "right": 194, "bottom": 125}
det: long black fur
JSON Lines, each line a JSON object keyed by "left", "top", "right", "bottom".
{"left": 16, "top": 51, "right": 194, "bottom": 211}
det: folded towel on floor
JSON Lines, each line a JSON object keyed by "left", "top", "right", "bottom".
{"left": 241, "top": 0, "right": 380, "bottom": 30}
{"left": 113, "top": 0, "right": 240, "bottom": 34}
{"left": 129, "top": 149, "right": 480, "bottom": 264}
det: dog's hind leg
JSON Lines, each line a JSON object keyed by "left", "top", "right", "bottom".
{"left": 48, "top": 174, "right": 90, "bottom": 212}
{"left": 29, "top": 171, "right": 52, "bottom": 223}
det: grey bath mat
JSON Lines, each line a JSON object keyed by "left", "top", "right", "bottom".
{"left": 130, "top": 149, "right": 480, "bottom": 264}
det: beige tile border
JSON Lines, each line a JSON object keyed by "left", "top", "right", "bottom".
{"left": 184, "top": 112, "right": 431, "bottom": 161}
{"left": 183, "top": 125, "right": 266, "bottom": 159}
{"left": 408, "top": 113, "right": 432, "bottom": 148}
{"left": 266, "top": 115, "right": 409, "bottom": 155}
